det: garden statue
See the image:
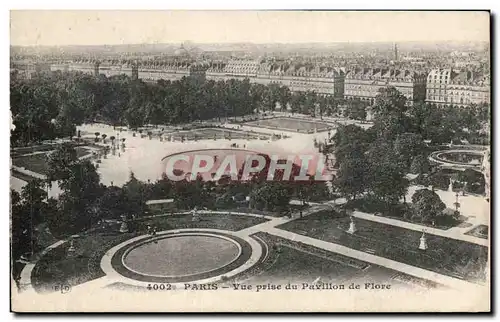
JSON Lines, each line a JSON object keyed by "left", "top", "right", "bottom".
{"left": 419, "top": 230, "right": 428, "bottom": 250}
{"left": 67, "top": 239, "right": 76, "bottom": 256}
{"left": 347, "top": 215, "right": 357, "bottom": 234}
{"left": 192, "top": 207, "right": 200, "bottom": 222}
{"left": 119, "top": 215, "right": 129, "bottom": 233}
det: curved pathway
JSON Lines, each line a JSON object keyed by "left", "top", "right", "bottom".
{"left": 100, "top": 228, "right": 262, "bottom": 289}
{"left": 17, "top": 239, "right": 69, "bottom": 294}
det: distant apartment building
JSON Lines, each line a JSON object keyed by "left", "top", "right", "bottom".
{"left": 99, "top": 62, "right": 135, "bottom": 78}
{"left": 137, "top": 62, "right": 207, "bottom": 83}
{"left": 49, "top": 60, "right": 209, "bottom": 82}
{"left": 50, "top": 63, "right": 69, "bottom": 73}
{"left": 259, "top": 62, "right": 345, "bottom": 98}
{"left": 69, "top": 61, "right": 100, "bottom": 76}
{"left": 425, "top": 68, "right": 490, "bottom": 107}
{"left": 11, "top": 61, "right": 51, "bottom": 79}
{"left": 344, "top": 68, "right": 427, "bottom": 106}
{"left": 51, "top": 60, "right": 100, "bottom": 77}
{"left": 207, "top": 59, "right": 345, "bottom": 98}
{"left": 205, "top": 62, "right": 227, "bottom": 81}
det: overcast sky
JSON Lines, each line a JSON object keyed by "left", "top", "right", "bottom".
{"left": 10, "top": 11, "right": 490, "bottom": 46}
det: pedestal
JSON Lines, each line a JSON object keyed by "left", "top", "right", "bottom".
{"left": 119, "top": 215, "right": 129, "bottom": 233}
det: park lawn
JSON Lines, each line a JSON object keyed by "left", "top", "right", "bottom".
{"left": 137, "top": 213, "right": 268, "bottom": 232}
{"left": 277, "top": 211, "right": 488, "bottom": 282}
{"left": 31, "top": 232, "right": 135, "bottom": 293}
{"left": 465, "top": 225, "right": 489, "bottom": 240}
{"left": 75, "top": 146, "right": 93, "bottom": 158}
{"left": 244, "top": 243, "right": 358, "bottom": 285}
{"left": 240, "top": 233, "right": 414, "bottom": 287}
{"left": 10, "top": 144, "right": 56, "bottom": 157}
{"left": 345, "top": 197, "right": 463, "bottom": 230}
{"left": 11, "top": 145, "right": 100, "bottom": 178}
{"left": 12, "top": 153, "right": 50, "bottom": 175}
{"left": 11, "top": 169, "right": 37, "bottom": 182}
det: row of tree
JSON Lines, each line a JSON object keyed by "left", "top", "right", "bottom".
{"left": 11, "top": 71, "right": 348, "bottom": 146}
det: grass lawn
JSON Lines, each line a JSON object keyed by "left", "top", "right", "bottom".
{"left": 245, "top": 117, "right": 332, "bottom": 132}
{"left": 345, "top": 198, "right": 463, "bottom": 230}
{"left": 11, "top": 169, "right": 37, "bottom": 182}
{"left": 31, "top": 232, "right": 135, "bottom": 293}
{"left": 243, "top": 234, "right": 360, "bottom": 285}
{"left": 240, "top": 232, "right": 436, "bottom": 289}
{"left": 135, "top": 213, "right": 268, "bottom": 232}
{"left": 10, "top": 144, "right": 55, "bottom": 157}
{"left": 465, "top": 225, "right": 489, "bottom": 240}
{"left": 277, "top": 211, "right": 488, "bottom": 282}
{"left": 75, "top": 146, "right": 93, "bottom": 158}
{"left": 12, "top": 153, "right": 50, "bottom": 175}
{"left": 11, "top": 144, "right": 100, "bottom": 179}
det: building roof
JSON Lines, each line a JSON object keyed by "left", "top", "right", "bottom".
{"left": 427, "top": 68, "right": 489, "bottom": 86}
{"left": 346, "top": 68, "right": 423, "bottom": 81}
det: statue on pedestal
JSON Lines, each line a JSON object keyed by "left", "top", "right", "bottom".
{"left": 67, "top": 235, "right": 80, "bottom": 257}
{"left": 119, "top": 215, "right": 129, "bottom": 233}
{"left": 419, "top": 230, "right": 428, "bottom": 250}
{"left": 67, "top": 239, "right": 76, "bottom": 255}
{"left": 192, "top": 207, "right": 200, "bottom": 222}
{"left": 347, "top": 215, "right": 357, "bottom": 234}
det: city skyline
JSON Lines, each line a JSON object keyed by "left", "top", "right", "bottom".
{"left": 10, "top": 10, "right": 490, "bottom": 47}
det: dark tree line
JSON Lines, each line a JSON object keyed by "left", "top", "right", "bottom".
{"left": 11, "top": 71, "right": 347, "bottom": 146}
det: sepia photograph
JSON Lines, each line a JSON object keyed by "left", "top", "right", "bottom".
{"left": 9, "top": 10, "right": 491, "bottom": 312}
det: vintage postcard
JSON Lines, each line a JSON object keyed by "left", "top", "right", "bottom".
{"left": 10, "top": 10, "right": 491, "bottom": 312}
